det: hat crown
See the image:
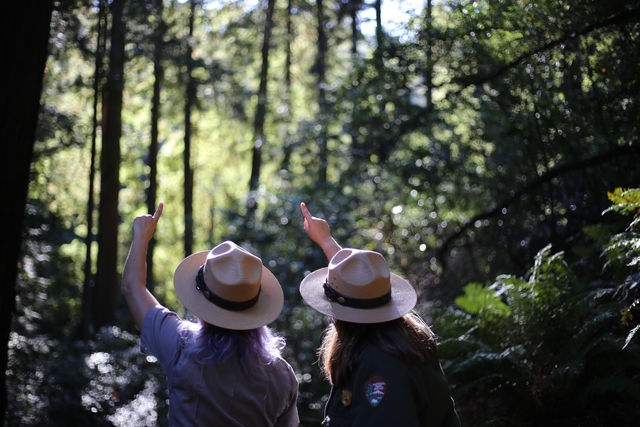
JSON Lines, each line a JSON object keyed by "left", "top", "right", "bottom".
{"left": 203, "top": 241, "right": 262, "bottom": 302}
{"left": 327, "top": 249, "right": 391, "bottom": 299}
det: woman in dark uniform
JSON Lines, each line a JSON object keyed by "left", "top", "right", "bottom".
{"left": 300, "top": 203, "right": 460, "bottom": 427}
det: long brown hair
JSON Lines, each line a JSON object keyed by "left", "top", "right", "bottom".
{"left": 318, "top": 312, "right": 437, "bottom": 386}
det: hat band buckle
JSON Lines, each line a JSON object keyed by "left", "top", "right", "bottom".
{"left": 323, "top": 279, "right": 391, "bottom": 309}
{"left": 196, "top": 265, "right": 261, "bottom": 311}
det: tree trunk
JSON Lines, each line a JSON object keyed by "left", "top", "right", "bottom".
{"left": 350, "top": 0, "right": 358, "bottom": 56}
{"left": 425, "top": 0, "right": 433, "bottom": 111}
{"left": 147, "top": 0, "right": 165, "bottom": 287}
{"left": 375, "top": 0, "right": 382, "bottom": 49}
{"left": 94, "top": 0, "right": 127, "bottom": 329}
{"left": 0, "top": 1, "right": 53, "bottom": 423}
{"left": 247, "top": 0, "right": 276, "bottom": 218}
{"left": 82, "top": 0, "right": 107, "bottom": 341}
{"left": 184, "top": 0, "right": 196, "bottom": 257}
{"left": 316, "top": 0, "right": 328, "bottom": 184}
{"left": 280, "top": 0, "right": 294, "bottom": 172}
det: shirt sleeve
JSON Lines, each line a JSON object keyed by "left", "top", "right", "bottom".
{"left": 274, "top": 359, "right": 300, "bottom": 427}
{"left": 349, "top": 349, "right": 421, "bottom": 427}
{"left": 140, "top": 306, "right": 183, "bottom": 369}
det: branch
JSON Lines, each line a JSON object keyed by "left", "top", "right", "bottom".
{"left": 447, "top": 7, "right": 640, "bottom": 95}
{"left": 437, "top": 143, "right": 640, "bottom": 261}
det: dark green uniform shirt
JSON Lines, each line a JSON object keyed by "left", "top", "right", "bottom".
{"left": 321, "top": 345, "right": 460, "bottom": 427}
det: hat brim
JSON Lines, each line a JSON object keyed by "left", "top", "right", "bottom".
{"left": 300, "top": 267, "right": 417, "bottom": 323}
{"left": 174, "top": 251, "right": 284, "bottom": 330}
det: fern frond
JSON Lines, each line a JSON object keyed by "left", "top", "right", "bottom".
{"left": 623, "top": 325, "right": 640, "bottom": 350}
{"left": 576, "top": 376, "right": 640, "bottom": 404}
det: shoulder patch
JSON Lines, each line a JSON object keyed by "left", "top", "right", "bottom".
{"left": 341, "top": 389, "right": 352, "bottom": 406}
{"left": 364, "top": 376, "right": 387, "bottom": 407}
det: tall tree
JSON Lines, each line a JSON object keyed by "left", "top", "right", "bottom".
{"left": 337, "top": 0, "right": 364, "bottom": 65}
{"left": 247, "top": 0, "right": 277, "bottom": 218}
{"left": 349, "top": 0, "right": 363, "bottom": 56}
{"left": 0, "top": 1, "right": 54, "bottom": 423}
{"left": 280, "top": 0, "right": 295, "bottom": 172}
{"left": 147, "top": 0, "right": 166, "bottom": 287}
{"left": 94, "top": 0, "right": 127, "bottom": 329}
{"left": 183, "top": 0, "right": 196, "bottom": 257}
{"left": 374, "top": 0, "right": 382, "bottom": 57}
{"left": 315, "top": 0, "right": 329, "bottom": 183}
{"left": 424, "top": 0, "right": 433, "bottom": 111}
{"left": 82, "top": 0, "right": 107, "bottom": 340}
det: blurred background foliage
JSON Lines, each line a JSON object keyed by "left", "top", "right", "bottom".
{"left": 6, "top": 0, "right": 640, "bottom": 425}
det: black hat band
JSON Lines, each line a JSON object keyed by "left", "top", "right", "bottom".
{"left": 323, "top": 279, "right": 391, "bottom": 309}
{"left": 196, "top": 265, "right": 261, "bottom": 311}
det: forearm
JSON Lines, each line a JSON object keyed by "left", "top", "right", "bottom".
{"left": 317, "top": 237, "right": 342, "bottom": 260}
{"left": 122, "top": 236, "right": 159, "bottom": 329}
{"left": 122, "top": 237, "right": 148, "bottom": 291}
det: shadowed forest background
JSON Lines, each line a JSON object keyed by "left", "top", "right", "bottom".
{"left": 2, "top": 0, "right": 640, "bottom": 425}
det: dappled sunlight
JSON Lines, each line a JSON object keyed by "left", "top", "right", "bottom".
{"left": 7, "top": 0, "right": 640, "bottom": 425}
{"left": 107, "top": 379, "right": 160, "bottom": 427}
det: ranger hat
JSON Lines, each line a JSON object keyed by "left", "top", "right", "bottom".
{"left": 300, "top": 248, "right": 416, "bottom": 323}
{"left": 174, "top": 241, "right": 283, "bottom": 330}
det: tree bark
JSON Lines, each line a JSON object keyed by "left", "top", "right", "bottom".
{"left": 82, "top": 0, "right": 107, "bottom": 341}
{"left": 184, "top": 0, "right": 196, "bottom": 257}
{"left": 316, "top": 0, "right": 328, "bottom": 184}
{"left": 425, "top": 0, "right": 433, "bottom": 111}
{"left": 147, "top": 0, "right": 165, "bottom": 287}
{"left": 247, "top": 0, "right": 276, "bottom": 217}
{"left": 350, "top": 1, "right": 358, "bottom": 57}
{"left": 94, "top": 0, "right": 127, "bottom": 329}
{"left": 374, "top": 0, "right": 382, "bottom": 66}
{"left": 280, "top": 0, "right": 294, "bottom": 172}
{"left": 0, "top": 1, "right": 53, "bottom": 423}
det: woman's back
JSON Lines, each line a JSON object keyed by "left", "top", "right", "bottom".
{"left": 142, "top": 306, "right": 299, "bottom": 427}
{"left": 171, "top": 349, "right": 298, "bottom": 426}
{"left": 322, "top": 337, "right": 459, "bottom": 427}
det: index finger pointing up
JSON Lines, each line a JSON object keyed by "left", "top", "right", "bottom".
{"left": 300, "top": 202, "right": 312, "bottom": 220}
{"left": 153, "top": 202, "right": 164, "bottom": 220}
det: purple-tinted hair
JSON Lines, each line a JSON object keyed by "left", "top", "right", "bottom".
{"left": 178, "top": 319, "right": 285, "bottom": 373}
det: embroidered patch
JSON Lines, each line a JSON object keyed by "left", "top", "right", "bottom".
{"left": 341, "top": 389, "right": 352, "bottom": 407}
{"left": 364, "top": 376, "right": 387, "bottom": 407}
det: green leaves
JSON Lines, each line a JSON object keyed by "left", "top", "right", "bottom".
{"left": 454, "top": 282, "right": 510, "bottom": 318}
{"left": 604, "top": 188, "right": 640, "bottom": 217}
{"left": 602, "top": 188, "right": 640, "bottom": 352}
{"left": 437, "top": 187, "right": 640, "bottom": 425}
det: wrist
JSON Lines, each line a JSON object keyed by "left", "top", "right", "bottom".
{"left": 320, "top": 238, "right": 341, "bottom": 259}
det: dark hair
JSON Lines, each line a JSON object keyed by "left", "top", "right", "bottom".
{"left": 318, "top": 312, "right": 436, "bottom": 386}
{"left": 179, "top": 319, "right": 285, "bottom": 374}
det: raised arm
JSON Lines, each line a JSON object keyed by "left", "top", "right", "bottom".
{"left": 122, "top": 202, "right": 164, "bottom": 330}
{"left": 300, "top": 202, "right": 342, "bottom": 260}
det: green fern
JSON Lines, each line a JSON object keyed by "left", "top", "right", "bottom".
{"left": 604, "top": 188, "right": 640, "bottom": 350}
{"left": 437, "top": 197, "right": 640, "bottom": 424}
{"left": 454, "top": 282, "right": 510, "bottom": 319}
{"left": 624, "top": 325, "right": 640, "bottom": 350}
{"left": 603, "top": 188, "right": 640, "bottom": 216}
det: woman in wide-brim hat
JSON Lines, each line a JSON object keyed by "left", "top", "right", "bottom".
{"left": 299, "top": 202, "right": 460, "bottom": 427}
{"left": 121, "top": 203, "right": 299, "bottom": 427}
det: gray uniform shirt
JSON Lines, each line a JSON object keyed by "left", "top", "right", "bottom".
{"left": 141, "top": 306, "right": 299, "bottom": 427}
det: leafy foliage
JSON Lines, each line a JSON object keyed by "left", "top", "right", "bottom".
{"left": 602, "top": 188, "right": 640, "bottom": 349}
{"left": 436, "top": 189, "right": 640, "bottom": 425}
{"left": 7, "top": 201, "right": 169, "bottom": 426}
{"left": 8, "top": 0, "right": 640, "bottom": 425}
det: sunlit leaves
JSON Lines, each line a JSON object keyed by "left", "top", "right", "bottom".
{"left": 454, "top": 282, "right": 510, "bottom": 318}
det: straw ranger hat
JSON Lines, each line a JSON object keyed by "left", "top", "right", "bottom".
{"left": 173, "top": 241, "right": 284, "bottom": 330}
{"left": 300, "top": 248, "right": 417, "bottom": 323}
